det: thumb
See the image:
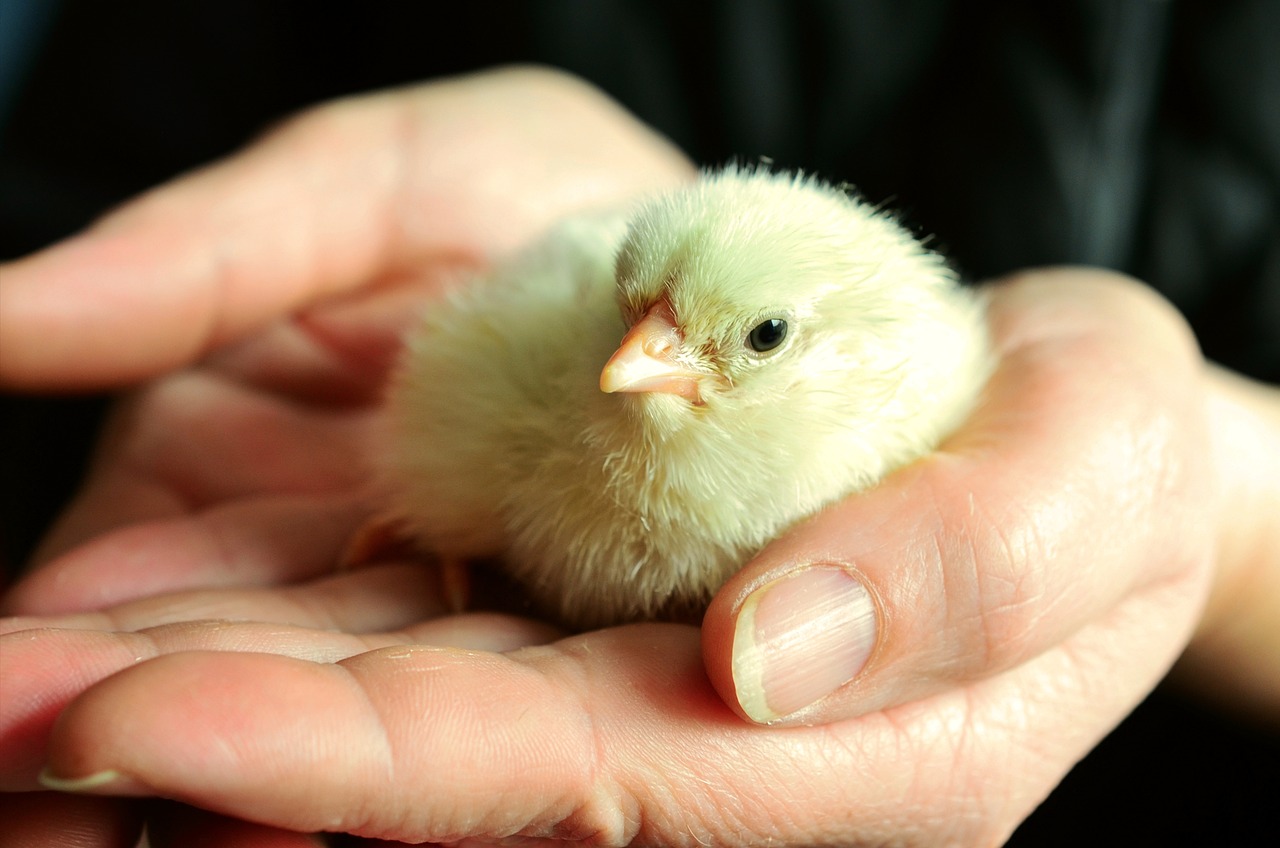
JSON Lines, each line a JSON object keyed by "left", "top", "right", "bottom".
{"left": 702, "top": 269, "right": 1214, "bottom": 724}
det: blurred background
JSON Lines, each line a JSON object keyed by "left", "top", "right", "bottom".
{"left": 2, "top": 2, "right": 1276, "bottom": 844}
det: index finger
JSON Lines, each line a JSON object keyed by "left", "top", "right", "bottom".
{"left": 0, "top": 66, "right": 691, "bottom": 390}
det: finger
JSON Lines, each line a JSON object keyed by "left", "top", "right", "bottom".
{"left": 6, "top": 493, "right": 371, "bottom": 615}
{"left": 2, "top": 562, "right": 458, "bottom": 636}
{"left": 39, "top": 576, "right": 1199, "bottom": 847}
{"left": 25, "top": 369, "right": 374, "bottom": 567}
{"left": 1175, "top": 364, "right": 1280, "bottom": 727}
{"left": 0, "top": 67, "right": 691, "bottom": 390}
{"left": 94, "top": 371, "right": 373, "bottom": 511}
{"left": 0, "top": 97, "right": 407, "bottom": 391}
{"left": 0, "top": 609, "right": 561, "bottom": 790}
{"left": 0, "top": 792, "right": 142, "bottom": 848}
{"left": 200, "top": 274, "right": 455, "bottom": 407}
{"left": 703, "top": 268, "right": 1215, "bottom": 723}
{"left": 0, "top": 622, "right": 386, "bottom": 792}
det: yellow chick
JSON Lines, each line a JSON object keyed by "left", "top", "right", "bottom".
{"left": 378, "top": 166, "right": 991, "bottom": 629}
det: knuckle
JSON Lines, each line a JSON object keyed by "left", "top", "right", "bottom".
{"left": 934, "top": 495, "right": 1055, "bottom": 681}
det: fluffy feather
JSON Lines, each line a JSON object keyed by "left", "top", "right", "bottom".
{"left": 378, "top": 166, "right": 992, "bottom": 629}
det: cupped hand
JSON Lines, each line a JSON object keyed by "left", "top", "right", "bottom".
{"left": 1, "top": 64, "right": 694, "bottom": 846}
{"left": 5, "top": 243, "right": 1239, "bottom": 843}
{"left": 1, "top": 64, "right": 692, "bottom": 610}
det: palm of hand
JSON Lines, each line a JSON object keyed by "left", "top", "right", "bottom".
{"left": 14, "top": 282, "right": 427, "bottom": 617}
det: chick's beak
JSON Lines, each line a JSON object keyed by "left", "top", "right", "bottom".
{"left": 600, "top": 298, "right": 706, "bottom": 403}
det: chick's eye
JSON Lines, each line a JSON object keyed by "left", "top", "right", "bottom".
{"left": 747, "top": 318, "right": 788, "bottom": 353}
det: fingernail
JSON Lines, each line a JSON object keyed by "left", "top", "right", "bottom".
{"left": 38, "top": 766, "right": 124, "bottom": 793}
{"left": 731, "top": 566, "right": 878, "bottom": 723}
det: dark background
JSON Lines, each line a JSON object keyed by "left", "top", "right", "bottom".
{"left": 2, "top": 1, "right": 1276, "bottom": 844}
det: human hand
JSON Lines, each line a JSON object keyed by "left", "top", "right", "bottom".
{"left": 0, "top": 64, "right": 691, "bottom": 845}
{"left": 0, "top": 63, "right": 692, "bottom": 606}
{"left": 7, "top": 251, "right": 1252, "bottom": 843}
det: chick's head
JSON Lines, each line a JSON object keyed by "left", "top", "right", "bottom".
{"left": 601, "top": 166, "right": 973, "bottom": 436}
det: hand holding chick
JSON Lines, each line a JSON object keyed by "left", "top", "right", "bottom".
{"left": 0, "top": 69, "right": 1245, "bottom": 847}
{"left": 380, "top": 166, "right": 992, "bottom": 628}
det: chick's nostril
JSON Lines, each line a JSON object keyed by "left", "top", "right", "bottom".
{"left": 646, "top": 336, "right": 674, "bottom": 357}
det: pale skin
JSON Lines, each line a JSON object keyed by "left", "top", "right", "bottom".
{"left": 1, "top": 66, "right": 1278, "bottom": 847}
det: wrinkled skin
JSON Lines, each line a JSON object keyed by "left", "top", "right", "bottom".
{"left": 2, "top": 66, "right": 1278, "bottom": 847}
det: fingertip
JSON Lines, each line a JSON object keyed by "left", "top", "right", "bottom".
{"left": 0, "top": 232, "right": 213, "bottom": 390}
{"left": 42, "top": 652, "right": 338, "bottom": 808}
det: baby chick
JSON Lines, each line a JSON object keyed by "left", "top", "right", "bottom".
{"left": 378, "top": 166, "right": 991, "bottom": 630}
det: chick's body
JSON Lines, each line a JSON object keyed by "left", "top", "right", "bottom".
{"left": 381, "top": 168, "right": 991, "bottom": 629}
